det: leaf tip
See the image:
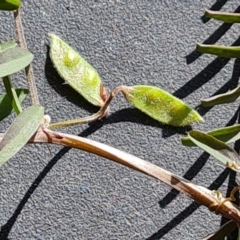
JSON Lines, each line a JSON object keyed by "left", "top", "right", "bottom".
{"left": 204, "top": 9, "right": 210, "bottom": 16}
{"left": 199, "top": 115, "right": 205, "bottom": 123}
{"left": 196, "top": 42, "right": 202, "bottom": 51}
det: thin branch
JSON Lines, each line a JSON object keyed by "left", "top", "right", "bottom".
{"left": 13, "top": 9, "right": 39, "bottom": 105}
{"left": 1, "top": 123, "right": 240, "bottom": 223}
{"left": 49, "top": 86, "right": 124, "bottom": 129}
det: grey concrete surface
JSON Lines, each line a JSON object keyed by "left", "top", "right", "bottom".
{"left": 1, "top": 0, "right": 240, "bottom": 239}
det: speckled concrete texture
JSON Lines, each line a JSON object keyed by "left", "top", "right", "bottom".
{"left": 1, "top": 1, "right": 240, "bottom": 239}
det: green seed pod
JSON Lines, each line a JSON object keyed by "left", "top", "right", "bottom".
{"left": 0, "top": 0, "right": 21, "bottom": 11}
{"left": 50, "top": 34, "right": 107, "bottom": 107}
{"left": 122, "top": 85, "right": 203, "bottom": 127}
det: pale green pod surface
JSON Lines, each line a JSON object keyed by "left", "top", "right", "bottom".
{"left": 122, "top": 85, "right": 203, "bottom": 127}
{"left": 50, "top": 34, "right": 106, "bottom": 107}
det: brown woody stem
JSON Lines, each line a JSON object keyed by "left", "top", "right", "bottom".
{"left": 1, "top": 127, "right": 237, "bottom": 225}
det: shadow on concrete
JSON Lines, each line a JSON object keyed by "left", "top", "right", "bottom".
{"left": 146, "top": 168, "right": 231, "bottom": 240}
{"left": 201, "top": 0, "right": 235, "bottom": 23}
{"left": 0, "top": 120, "right": 102, "bottom": 240}
{"left": 186, "top": 23, "right": 232, "bottom": 64}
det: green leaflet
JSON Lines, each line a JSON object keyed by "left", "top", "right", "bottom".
{"left": 205, "top": 10, "right": 240, "bottom": 23}
{"left": 122, "top": 85, "right": 203, "bottom": 127}
{"left": 0, "top": 40, "right": 17, "bottom": 52}
{"left": 196, "top": 43, "right": 240, "bottom": 58}
{"left": 3, "top": 76, "right": 23, "bottom": 114}
{"left": 188, "top": 130, "right": 240, "bottom": 172}
{"left": 0, "top": 88, "right": 28, "bottom": 121}
{"left": 182, "top": 124, "right": 240, "bottom": 147}
{"left": 201, "top": 86, "right": 240, "bottom": 107}
{"left": 0, "top": 105, "right": 44, "bottom": 167}
{"left": 50, "top": 34, "right": 107, "bottom": 107}
{"left": 0, "top": 47, "right": 34, "bottom": 77}
{"left": 0, "top": 0, "right": 21, "bottom": 11}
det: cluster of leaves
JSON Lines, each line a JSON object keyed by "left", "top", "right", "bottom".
{"left": 0, "top": 1, "right": 42, "bottom": 166}
{"left": 183, "top": 10, "right": 240, "bottom": 177}
{"left": 1, "top": 3, "right": 240, "bottom": 240}
{"left": 49, "top": 34, "right": 203, "bottom": 128}
{"left": 181, "top": 10, "right": 240, "bottom": 239}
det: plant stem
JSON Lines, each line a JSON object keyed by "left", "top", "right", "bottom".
{"left": 25, "top": 128, "right": 240, "bottom": 224}
{"left": 48, "top": 86, "right": 124, "bottom": 129}
{"left": 13, "top": 9, "right": 39, "bottom": 105}
{"left": 2, "top": 76, "right": 22, "bottom": 114}
{"left": 1, "top": 127, "right": 240, "bottom": 223}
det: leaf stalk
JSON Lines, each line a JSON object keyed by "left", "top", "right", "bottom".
{"left": 48, "top": 86, "right": 124, "bottom": 129}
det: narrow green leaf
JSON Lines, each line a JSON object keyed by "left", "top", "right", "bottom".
{"left": 50, "top": 34, "right": 107, "bottom": 107}
{"left": 182, "top": 124, "right": 240, "bottom": 147}
{"left": 0, "top": 105, "right": 44, "bottom": 167}
{"left": 0, "top": 0, "right": 21, "bottom": 11}
{"left": 187, "top": 130, "right": 240, "bottom": 171}
{"left": 205, "top": 9, "right": 240, "bottom": 23}
{"left": 3, "top": 76, "right": 22, "bottom": 114}
{"left": 202, "top": 220, "right": 236, "bottom": 240}
{"left": 0, "top": 47, "right": 34, "bottom": 78}
{"left": 0, "top": 40, "right": 17, "bottom": 52}
{"left": 0, "top": 89, "right": 28, "bottom": 121}
{"left": 121, "top": 85, "right": 203, "bottom": 127}
{"left": 196, "top": 43, "right": 240, "bottom": 58}
{"left": 201, "top": 86, "right": 240, "bottom": 107}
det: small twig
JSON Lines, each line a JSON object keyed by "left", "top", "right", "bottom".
{"left": 49, "top": 86, "right": 124, "bottom": 129}
{"left": 13, "top": 9, "right": 39, "bottom": 105}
